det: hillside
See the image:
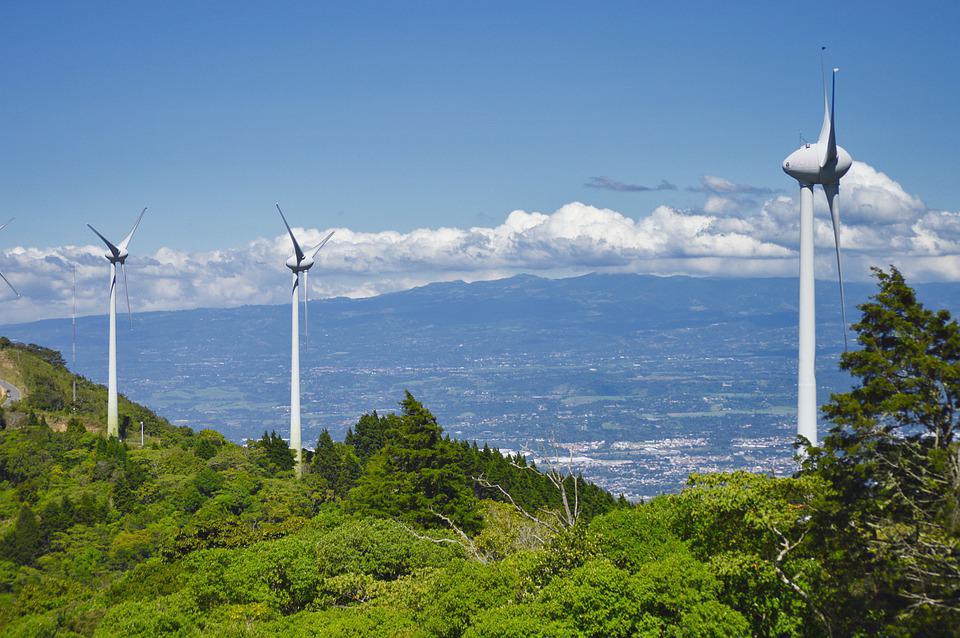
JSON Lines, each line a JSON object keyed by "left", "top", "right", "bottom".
{"left": 0, "top": 268, "right": 958, "bottom": 636}
{"left": 0, "top": 341, "right": 622, "bottom": 636}
{"left": 0, "top": 338, "right": 180, "bottom": 441}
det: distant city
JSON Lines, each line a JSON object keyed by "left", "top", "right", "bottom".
{"left": 4, "top": 273, "right": 959, "bottom": 500}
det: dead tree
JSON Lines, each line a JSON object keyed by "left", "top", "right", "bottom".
{"left": 474, "top": 441, "right": 582, "bottom": 536}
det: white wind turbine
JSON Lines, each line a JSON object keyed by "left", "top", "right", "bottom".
{"left": 782, "top": 58, "right": 852, "bottom": 448}
{"left": 0, "top": 218, "right": 21, "bottom": 298}
{"left": 87, "top": 208, "right": 147, "bottom": 438}
{"left": 276, "top": 203, "right": 335, "bottom": 476}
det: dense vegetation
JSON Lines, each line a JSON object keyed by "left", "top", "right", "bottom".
{"left": 0, "top": 267, "right": 957, "bottom": 637}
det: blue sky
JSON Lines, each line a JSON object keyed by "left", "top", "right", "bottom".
{"left": 2, "top": 1, "right": 960, "bottom": 323}
{"left": 2, "top": 1, "right": 958, "bottom": 253}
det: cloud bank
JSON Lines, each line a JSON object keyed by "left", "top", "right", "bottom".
{"left": 1, "top": 161, "right": 958, "bottom": 324}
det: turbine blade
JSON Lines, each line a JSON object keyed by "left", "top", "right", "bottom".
{"left": 122, "top": 263, "right": 133, "bottom": 329}
{"left": 0, "top": 217, "right": 13, "bottom": 233}
{"left": 119, "top": 207, "right": 147, "bottom": 251}
{"left": 817, "top": 47, "right": 830, "bottom": 146}
{"left": 87, "top": 224, "right": 121, "bottom": 256}
{"left": 276, "top": 203, "right": 305, "bottom": 263}
{"left": 0, "top": 270, "right": 20, "bottom": 297}
{"left": 824, "top": 183, "right": 848, "bottom": 352}
{"left": 817, "top": 61, "right": 838, "bottom": 168}
{"left": 304, "top": 270, "right": 309, "bottom": 342}
{"left": 825, "top": 68, "right": 838, "bottom": 166}
{"left": 310, "top": 230, "right": 336, "bottom": 258}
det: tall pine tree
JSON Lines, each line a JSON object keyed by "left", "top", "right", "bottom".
{"left": 312, "top": 429, "right": 361, "bottom": 496}
{"left": 806, "top": 267, "right": 960, "bottom": 633}
{"left": 349, "top": 392, "right": 480, "bottom": 531}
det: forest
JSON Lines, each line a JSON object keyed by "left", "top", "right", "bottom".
{"left": 0, "top": 267, "right": 957, "bottom": 637}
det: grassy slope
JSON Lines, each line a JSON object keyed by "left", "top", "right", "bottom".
{"left": 0, "top": 338, "right": 178, "bottom": 437}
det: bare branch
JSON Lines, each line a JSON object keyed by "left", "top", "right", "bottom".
{"left": 398, "top": 518, "right": 488, "bottom": 565}
{"left": 474, "top": 473, "right": 561, "bottom": 535}
{"left": 772, "top": 525, "right": 832, "bottom": 637}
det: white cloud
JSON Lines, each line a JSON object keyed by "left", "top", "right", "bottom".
{"left": 1, "top": 161, "right": 958, "bottom": 324}
{"left": 703, "top": 195, "right": 740, "bottom": 215}
{"left": 838, "top": 162, "right": 926, "bottom": 224}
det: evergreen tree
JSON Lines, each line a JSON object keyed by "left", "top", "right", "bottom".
{"left": 254, "top": 430, "right": 295, "bottom": 474}
{"left": 806, "top": 267, "right": 960, "bottom": 633}
{"left": 76, "top": 492, "right": 101, "bottom": 524}
{"left": 38, "top": 498, "right": 71, "bottom": 540}
{"left": 349, "top": 392, "right": 481, "bottom": 531}
{"left": 96, "top": 435, "right": 129, "bottom": 465}
{"left": 112, "top": 472, "right": 138, "bottom": 513}
{"left": 345, "top": 411, "right": 389, "bottom": 463}
{"left": 313, "top": 429, "right": 362, "bottom": 496}
{"left": 65, "top": 417, "right": 86, "bottom": 438}
{"left": 313, "top": 429, "right": 339, "bottom": 486}
{"left": 3, "top": 504, "right": 40, "bottom": 565}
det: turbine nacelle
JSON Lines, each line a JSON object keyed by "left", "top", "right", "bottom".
{"left": 105, "top": 249, "right": 130, "bottom": 264}
{"left": 286, "top": 254, "right": 315, "bottom": 271}
{"left": 782, "top": 144, "right": 852, "bottom": 185}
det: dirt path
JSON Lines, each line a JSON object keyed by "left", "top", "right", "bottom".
{"left": 0, "top": 377, "right": 23, "bottom": 406}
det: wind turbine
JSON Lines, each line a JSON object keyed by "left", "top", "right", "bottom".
{"left": 782, "top": 58, "right": 852, "bottom": 448}
{"left": 0, "top": 218, "right": 20, "bottom": 298}
{"left": 87, "top": 208, "right": 147, "bottom": 438}
{"left": 276, "top": 203, "right": 335, "bottom": 476}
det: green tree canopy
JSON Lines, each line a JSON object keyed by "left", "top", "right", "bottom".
{"left": 345, "top": 410, "right": 391, "bottom": 463}
{"left": 807, "top": 266, "right": 960, "bottom": 634}
{"left": 252, "top": 430, "right": 295, "bottom": 474}
{"left": 349, "top": 391, "right": 481, "bottom": 532}
{"left": 312, "top": 429, "right": 361, "bottom": 497}
{"left": 2, "top": 504, "right": 40, "bottom": 565}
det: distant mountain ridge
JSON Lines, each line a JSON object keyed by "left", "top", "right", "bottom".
{"left": 6, "top": 271, "right": 960, "bottom": 333}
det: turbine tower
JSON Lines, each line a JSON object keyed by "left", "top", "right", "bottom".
{"left": 0, "top": 219, "right": 21, "bottom": 298}
{"left": 87, "top": 208, "right": 146, "bottom": 438}
{"left": 276, "top": 203, "right": 334, "bottom": 477}
{"left": 782, "top": 60, "right": 852, "bottom": 447}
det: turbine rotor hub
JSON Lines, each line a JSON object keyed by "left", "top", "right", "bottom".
{"left": 286, "top": 255, "right": 314, "bottom": 271}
